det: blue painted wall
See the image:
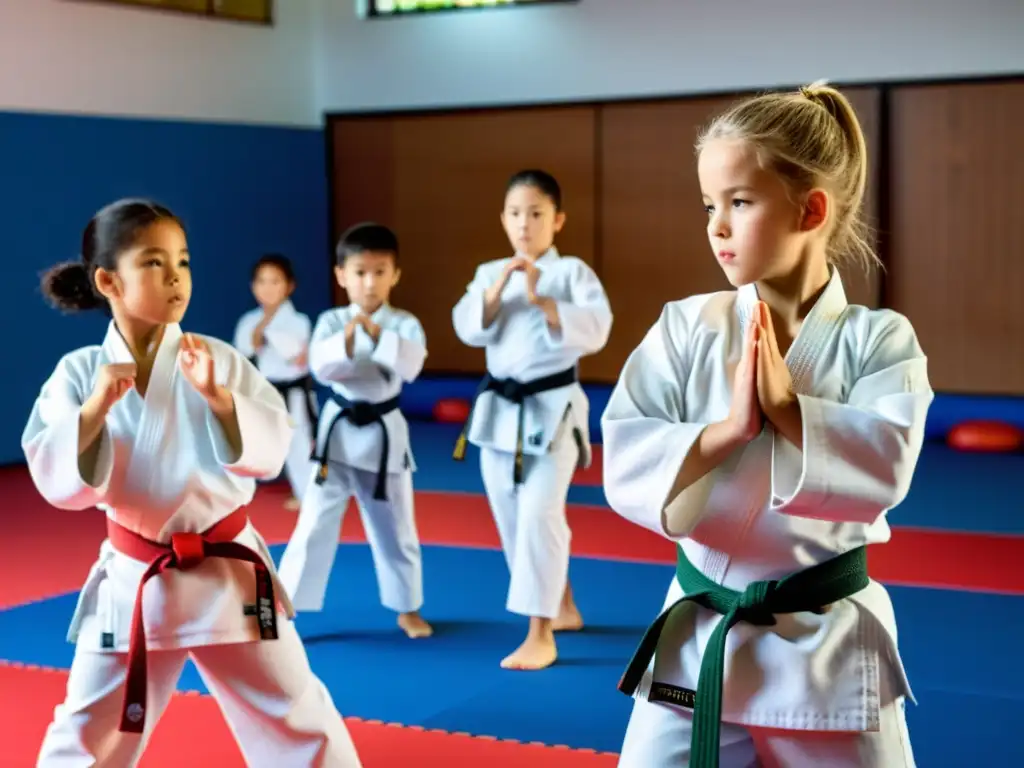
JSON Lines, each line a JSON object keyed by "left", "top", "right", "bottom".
{"left": 0, "top": 110, "right": 331, "bottom": 465}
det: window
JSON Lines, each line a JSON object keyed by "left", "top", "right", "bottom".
{"left": 368, "top": 0, "right": 575, "bottom": 17}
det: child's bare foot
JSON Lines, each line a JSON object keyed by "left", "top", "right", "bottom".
{"left": 501, "top": 617, "right": 557, "bottom": 670}
{"left": 500, "top": 635, "right": 557, "bottom": 671}
{"left": 553, "top": 582, "right": 584, "bottom": 631}
{"left": 284, "top": 496, "right": 300, "bottom": 511}
{"left": 398, "top": 611, "right": 433, "bottom": 638}
{"left": 552, "top": 603, "right": 584, "bottom": 632}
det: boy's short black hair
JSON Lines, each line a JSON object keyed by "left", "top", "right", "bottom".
{"left": 335, "top": 222, "right": 399, "bottom": 266}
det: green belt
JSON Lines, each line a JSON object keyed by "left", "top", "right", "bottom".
{"left": 618, "top": 545, "right": 869, "bottom": 768}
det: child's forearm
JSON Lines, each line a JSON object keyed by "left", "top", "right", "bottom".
{"left": 482, "top": 286, "right": 503, "bottom": 329}
{"left": 208, "top": 388, "right": 242, "bottom": 460}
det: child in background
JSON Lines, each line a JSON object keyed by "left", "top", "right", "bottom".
{"left": 277, "top": 223, "right": 433, "bottom": 639}
{"left": 452, "top": 169, "right": 613, "bottom": 670}
{"left": 233, "top": 254, "right": 317, "bottom": 511}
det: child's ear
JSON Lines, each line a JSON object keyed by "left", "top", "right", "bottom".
{"left": 94, "top": 267, "right": 121, "bottom": 301}
{"left": 333, "top": 266, "right": 346, "bottom": 288}
{"left": 801, "top": 189, "right": 829, "bottom": 232}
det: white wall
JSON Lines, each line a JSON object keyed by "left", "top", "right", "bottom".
{"left": 0, "top": 0, "right": 318, "bottom": 127}
{"left": 314, "top": 0, "right": 1024, "bottom": 112}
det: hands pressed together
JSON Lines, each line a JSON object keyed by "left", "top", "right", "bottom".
{"left": 344, "top": 313, "right": 382, "bottom": 357}
{"left": 252, "top": 306, "right": 307, "bottom": 367}
{"left": 486, "top": 256, "right": 559, "bottom": 328}
{"left": 727, "top": 301, "right": 802, "bottom": 448}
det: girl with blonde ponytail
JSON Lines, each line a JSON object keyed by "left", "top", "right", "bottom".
{"left": 601, "top": 82, "right": 930, "bottom": 767}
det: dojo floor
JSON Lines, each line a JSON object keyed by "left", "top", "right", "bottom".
{"left": 0, "top": 421, "right": 1021, "bottom": 767}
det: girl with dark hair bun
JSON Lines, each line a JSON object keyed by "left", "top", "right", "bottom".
{"left": 24, "top": 199, "right": 363, "bottom": 767}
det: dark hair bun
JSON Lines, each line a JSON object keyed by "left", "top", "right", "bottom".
{"left": 41, "top": 262, "right": 105, "bottom": 313}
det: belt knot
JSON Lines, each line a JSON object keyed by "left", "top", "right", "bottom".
{"left": 170, "top": 532, "right": 205, "bottom": 570}
{"left": 733, "top": 581, "right": 777, "bottom": 626}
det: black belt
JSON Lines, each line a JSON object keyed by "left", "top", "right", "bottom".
{"left": 268, "top": 374, "right": 318, "bottom": 427}
{"left": 452, "top": 366, "right": 578, "bottom": 485}
{"left": 311, "top": 392, "right": 401, "bottom": 501}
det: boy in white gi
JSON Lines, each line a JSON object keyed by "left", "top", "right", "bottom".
{"left": 25, "top": 198, "right": 362, "bottom": 767}
{"left": 277, "top": 223, "right": 432, "bottom": 639}
{"left": 452, "top": 169, "right": 613, "bottom": 670}
{"left": 602, "top": 82, "right": 932, "bottom": 767}
{"left": 233, "top": 254, "right": 317, "bottom": 510}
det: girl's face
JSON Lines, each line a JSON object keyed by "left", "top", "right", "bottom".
{"left": 698, "top": 138, "right": 825, "bottom": 287}
{"left": 500, "top": 183, "right": 565, "bottom": 259}
{"left": 252, "top": 264, "right": 293, "bottom": 309}
{"left": 95, "top": 218, "right": 192, "bottom": 326}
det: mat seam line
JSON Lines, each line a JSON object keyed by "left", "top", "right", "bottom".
{"left": 0, "top": 659, "right": 619, "bottom": 756}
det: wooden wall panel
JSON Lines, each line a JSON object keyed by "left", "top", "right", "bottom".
{"left": 331, "top": 118, "right": 397, "bottom": 306}
{"left": 888, "top": 81, "right": 1024, "bottom": 394}
{"left": 598, "top": 87, "right": 882, "bottom": 373}
{"left": 331, "top": 107, "right": 597, "bottom": 377}
{"left": 597, "top": 96, "right": 734, "bottom": 375}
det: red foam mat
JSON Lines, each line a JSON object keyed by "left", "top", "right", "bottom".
{"left": 2, "top": 466, "right": 1023, "bottom": 613}
{"left": 0, "top": 662, "right": 615, "bottom": 767}
{"left": 571, "top": 444, "right": 603, "bottom": 486}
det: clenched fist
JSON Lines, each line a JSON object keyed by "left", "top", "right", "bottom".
{"left": 87, "top": 363, "right": 137, "bottom": 414}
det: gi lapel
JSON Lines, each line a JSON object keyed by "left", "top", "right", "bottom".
{"left": 266, "top": 300, "right": 296, "bottom": 332}
{"left": 717, "top": 272, "right": 850, "bottom": 556}
{"left": 736, "top": 269, "right": 849, "bottom": 395}
{"left": 102, "top": 322, "right": 184, "bottom": 499}
{"left": 370, "top": 304, "right": 393, "bottom": 383}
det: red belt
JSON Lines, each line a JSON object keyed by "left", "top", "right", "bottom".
{"left": 106, "top": 508, "right": 278, "bottom": 734}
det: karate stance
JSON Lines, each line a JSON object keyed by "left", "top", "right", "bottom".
{"left": 452, "top": 170, "right": 613, "bottom": 670}
{"left": 24, "top": 199, "right": 362, "bottom": 767}
{"left": 233, "top": 253, "right": 318, "bottom": 510}
{"left": 603, "top": 83, "right": 931, "bottom": 767}
{"left": 277, "top": 223, "right": 432, "bottom": 639}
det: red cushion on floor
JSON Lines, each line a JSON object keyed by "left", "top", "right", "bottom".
{"left": 434, "top": 398, "right": 470, "bottom": 424}
{"left": 947, "top": 420, "right": 1024, "bottom": 453}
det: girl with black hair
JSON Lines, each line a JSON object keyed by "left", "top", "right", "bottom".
{"left": 24, "top": 199, "right": 362, "bottom": 767}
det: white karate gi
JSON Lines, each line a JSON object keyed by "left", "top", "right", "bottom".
{"left": 601, "top": 271, "right": 932, "bottom": 767}
{"left": 22, "top": 322, "right": 362, "bottom": 768}
{"left": 452, "top": 248, "right": 612, "bottom": 619}
{"left": 277, "top": 304, "right": 427, "bottom": 615}
{"left": 233, "top": 300, "right": 318, "bottom": 500}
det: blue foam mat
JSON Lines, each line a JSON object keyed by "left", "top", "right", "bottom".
{"left": 1, "top": 543, "right": 1022, "bottom": 765}
{"left": 402, "top": 422, "right": 1023, "bottom": 535}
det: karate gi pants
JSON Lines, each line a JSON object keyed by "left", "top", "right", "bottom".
{"left": 278, "top": 461, "right": 424, "bottom": 614}
{"left": 281, "top": 387, "right": 317, "bottom": 502}
{"left": 480, "top": 430, "right": 578, "bottom": 619}
{"left": 36, "top": 619, "right": 362, "bottom": 767}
